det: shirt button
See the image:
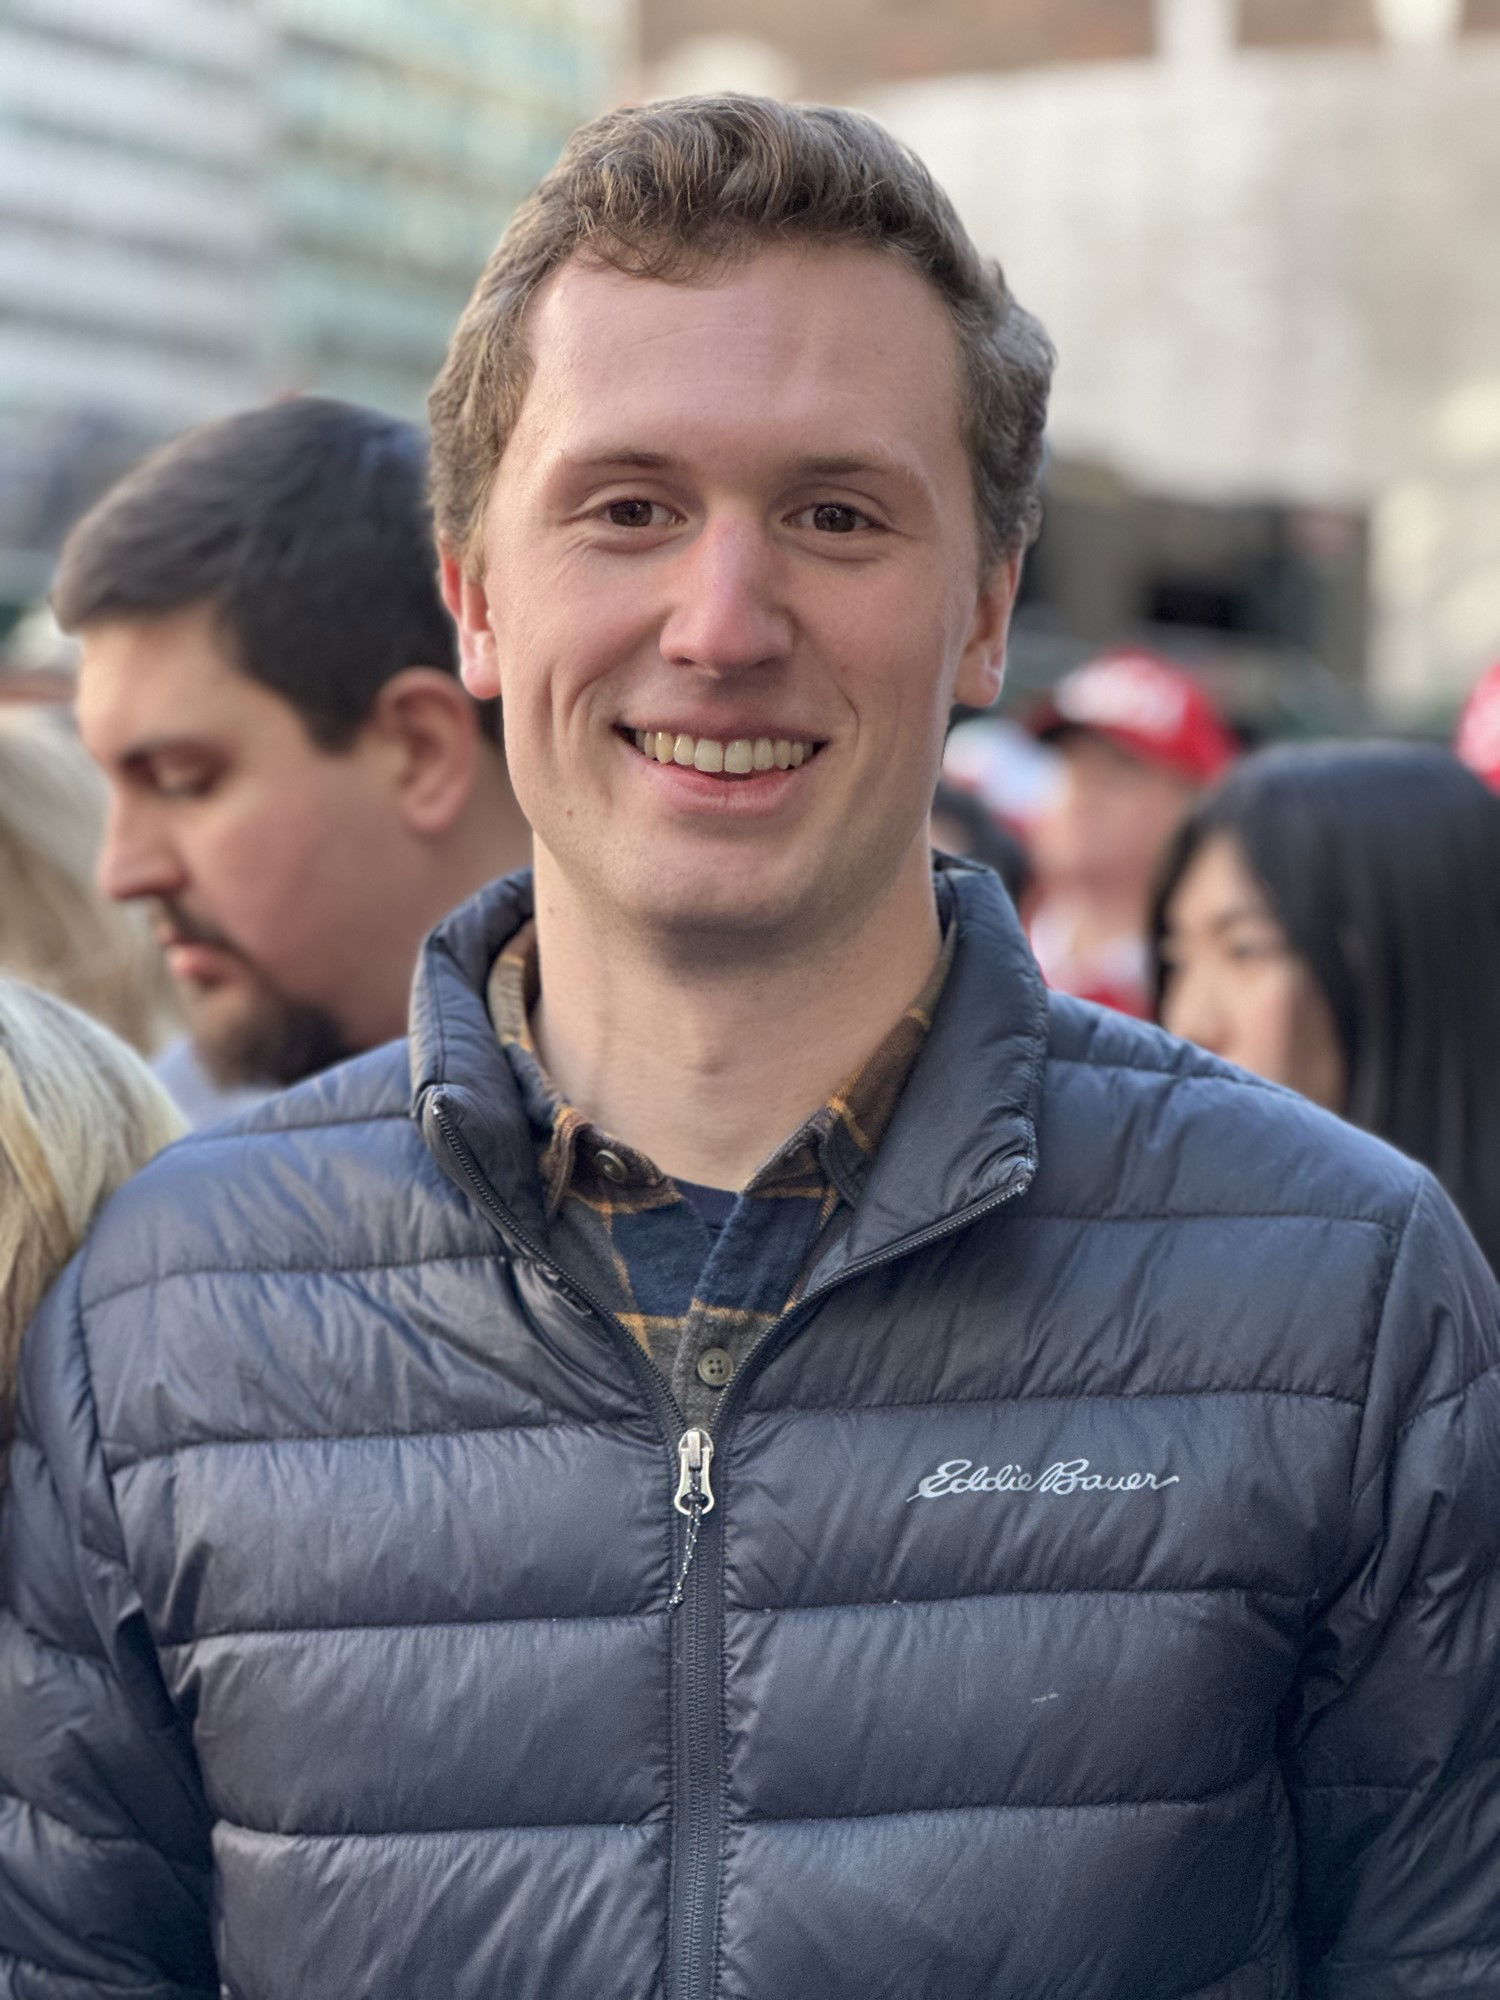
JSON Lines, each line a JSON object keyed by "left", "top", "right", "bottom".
{"left": 595, "top": 1148, "right": 629, "bottom": 1184}
{"left": 697, "top": 1347, "right": 733, "bottom": 1389}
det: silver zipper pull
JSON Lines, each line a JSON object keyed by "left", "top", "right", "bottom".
{"left": 674, "top": 1428, "right": 715, "bottom": 1516}
{"left": 668, "top": 1429, "right": 715, "bottom": 1611}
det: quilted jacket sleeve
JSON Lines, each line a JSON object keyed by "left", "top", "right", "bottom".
{"left": 1287, "top": 1174, "right": 1500, "bottom": 1997}
{"left": 0, "top": 1259, "right": 217, "bottom": 1999}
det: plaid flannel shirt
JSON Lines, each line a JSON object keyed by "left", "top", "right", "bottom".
{"left": 488, "top": 896, "right": 956, "bottom": 1430}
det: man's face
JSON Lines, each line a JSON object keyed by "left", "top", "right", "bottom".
{"left": 77, "top": 606, "right": 405, "bottom": 1084}
{"left": 1030, "top": 732, "right": 1197, "bottom": 919}
{"left": 451, "top": 243, "right": 1014, "bottom": 957}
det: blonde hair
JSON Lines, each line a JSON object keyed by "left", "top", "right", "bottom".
{"left": 0, "top": 708, "right": 178, "bottom": 1054}
{"left": 0, "top": 979, "right": 185, "bottom": 1473}
{"left": 429, "top": 94, "right": 1054, "bottom": 576}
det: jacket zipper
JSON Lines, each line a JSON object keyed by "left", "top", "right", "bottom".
{"left": 669, "top": 1429, "right": 714, "bottom": 1609}
{"left": 425, "top": 1087, "right": 1032, "bottom": 2000}
{"left": 425, "top": 1094, "right": 722, "bottom": 2000}
{"left": 658, "top": 1153, "right": 1038, "bottom": 2000}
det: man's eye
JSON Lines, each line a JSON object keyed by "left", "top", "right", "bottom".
{"left": 603, "top": 498, "right": 669, "bottom": 529}
{"left": 804, "top": 503, "right": 868, "bottom": 535}
{"left": 150, "top": 769, "right": 216, "bottom": 800}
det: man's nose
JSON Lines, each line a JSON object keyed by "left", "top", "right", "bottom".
{"left": 96, "top": 796, "right": 185, "bottom": 905}
{"left": 657, "top": 519, "right": 793, "bottom": 675}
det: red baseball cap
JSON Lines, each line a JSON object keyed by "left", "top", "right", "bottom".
{"left": 1026, "top": 648, "right": 1237, "bottom": 787}
{"left": 1456, "top": 661, "right": 1500, "bottom": 792}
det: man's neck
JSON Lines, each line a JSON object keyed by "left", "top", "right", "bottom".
{"left": 364, "top": 757, "right": 534, "bottom": 1046}
{"left": 528, "top": 852, "right": 943, "bottom": 1189}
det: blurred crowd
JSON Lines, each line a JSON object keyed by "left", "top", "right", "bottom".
{"left": 940, "top": 644, "right": 1500, "bottom": 1275}
{"left": 3, "top": 393, "right": 1500, "bottom": 1422}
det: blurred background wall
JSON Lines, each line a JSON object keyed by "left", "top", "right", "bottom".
{"left": 3, "top": 0, "right": 1497, "bottom": 729}
{"left": 644, "top": 0, "right": 1500, "bottom": 730}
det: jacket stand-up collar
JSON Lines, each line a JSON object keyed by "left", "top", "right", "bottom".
{"left": 409, "top": 862, "right": 1047, "bottom": 1272}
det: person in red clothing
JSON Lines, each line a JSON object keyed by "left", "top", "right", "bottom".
{"left": 1456, "top": 658, "right": 1500, "bottom": 792}
{"left": 1023, "top": 647, "right": 1237, "bottom": 1015}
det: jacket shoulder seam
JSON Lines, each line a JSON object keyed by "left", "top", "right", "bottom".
{"left": 1047, "top": 1052, "right": 1278, "bottom": 1092}
{"left": 751, "top": 1581, "right": 1306, "bottom": 1619}
{"left": 177, "top": 1108, "right": 411, "bottom": 1145}
{"left": 0, "top": 1942, "right": 215, "bottom": 1997}
{"left": 1346, "top": 1174, "right": 1433, "bottom": 1515}
{"left": 110, "top": 1411, "right": 638, "bottom": 1473}
{"left": 1293, "top": 1778, "right": 1421, "bottom": 1794}
{"left": 744, "top": 1765, "right": 1256, "bottom": 1825}
{"left": 0, "top": 1782, "right": 205, "bottom": 1860}
{"left": 81, "top": 1246, "right": 502, "bottom": 1316}
{"left": 1, "top": 1596, "right": 109, "bottom": 1670}
{"left": 155, "top": 1605, "right": 650, "bottom": 1649}
{"left": 763, "top": 1383, "right": 1366, "bottom": 1418}
{"left": 216, "top": 1810, "right": 665, "bottom": 1843}
{"left": 1396, "top": 1355, "right": 1500, "bottom": 1438}
{"left": 1013, "top": 1207, "right": 1399, "bottom": 1234}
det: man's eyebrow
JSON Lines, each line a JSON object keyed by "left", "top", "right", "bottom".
{"left": 794, "top": 453, "right": 921, "bottom": 486}
{"left": 116, "top": 736, "right": 219, "bottom": 773}
{"left": 556, "top": 448, "right": 673, "bottom": 473}
{"left": 555, "top": 446, "right": 929, "bottom": 493}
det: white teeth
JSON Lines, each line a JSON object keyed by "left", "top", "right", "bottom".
{"left": 630, "top": 729, "right": 816, "bottom": 773}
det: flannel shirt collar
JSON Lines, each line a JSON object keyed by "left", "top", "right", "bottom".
{"left": 487, "top": 891, "right": 958, "bottom": 1218}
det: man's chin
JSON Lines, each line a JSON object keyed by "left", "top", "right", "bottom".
{"left": 187, "top": 988, "right": 357, "bottom": 1090}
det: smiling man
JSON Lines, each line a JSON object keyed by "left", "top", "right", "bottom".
{"left": 3, "top": 98, "right": 1499, "bottom": 2000}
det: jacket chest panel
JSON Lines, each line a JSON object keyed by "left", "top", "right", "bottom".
{"left": 724, "top": 1391, "right": 1351, "bottom": 1611}
{"left": 123, "top": 1416, "right": 671, "bottom": 1642}
{"left": 716, "top": 1390, "right": 1345, "bottom": 1823}
{"left": 713, "top": 1783, "right": 1292, "bottom": 2000}
{"left": 168, "top": 1611, "right": 674, "bottom": 1837}
{"left": 211, "top": 1815, "right": 673, "bottom": 2000}
{"left": 130, "top": 1416, "right": 680, "bottom": 1837}
{"left": 94, "top": 1255, "right": 647, "bottom": 1471}
{"left": 779, "top": 1212, "right": 1385, "bottom": 1415}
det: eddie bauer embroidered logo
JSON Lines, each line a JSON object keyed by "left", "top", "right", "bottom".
{"left": 906, "top": 1457, "right": 1181, "bottom": 1502}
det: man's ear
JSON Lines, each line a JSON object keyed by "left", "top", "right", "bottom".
{"left": 952, "top": 548, "right": 1023, "bottom": 712}
{"left": 367, "top": 668, "right": 482, "bottom": 837}
{"left": 439, "top": 547, "right": 501, "bottom": 702}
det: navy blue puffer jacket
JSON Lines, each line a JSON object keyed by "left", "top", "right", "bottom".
{"left": 3, "top": 867, "right": 1499, "bottom": 1999}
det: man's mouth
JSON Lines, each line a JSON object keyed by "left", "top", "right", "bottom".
{"left": 153, "top": 915, "right": 239, "bottom": 959}
{"left": 151, "top": 903, "right": 246, "bottom": 985}
{"left": 622, "top": 727, "right": 821, "bottom": 776}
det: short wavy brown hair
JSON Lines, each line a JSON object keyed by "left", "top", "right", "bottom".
{"left": 429, "top": 94, "right": 1054, "bottom": 575}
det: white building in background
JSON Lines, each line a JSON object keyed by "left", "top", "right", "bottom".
{"left": 0, "top": 0, "right": 626, "bottom": 620}
{"left": 864, "top": 0, "right": 1500, "bottom": 713}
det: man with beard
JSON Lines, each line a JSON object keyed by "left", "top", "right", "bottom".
{"left": 3, "top": 98, "right": 1498, "bottom": 2000}
{"left": 53, "top": 396, "right": 530, "bottom": 1117}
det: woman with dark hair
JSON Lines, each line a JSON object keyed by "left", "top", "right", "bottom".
{"left": 1152, "top": 740, "right": 1500, "bottom": 1273}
